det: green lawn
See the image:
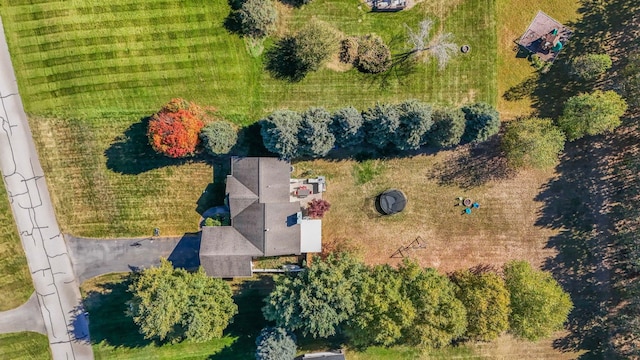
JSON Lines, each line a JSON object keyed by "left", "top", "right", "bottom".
{"left": 0, "top": 182, "right": 33, "bottom": 311}
{"left": 1, "top": 0, "right": 496, "bottom": 122}
{"left": 0, "top": 332, "right": 51, "bottom": 360}
{"left": 0, "top": 0, "right": 497, "bottom": 237}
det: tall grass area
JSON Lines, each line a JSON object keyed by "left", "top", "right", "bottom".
{"left": 0, "top": 0, "right": 497, "bottom": 237}
{"left": 0, "top": 332, "right": 51, "bottom": 360}
{"left": 496, "top": 0, "right": 579, "bottom": 119}
{"left": 0, "top": 182, "right": 33, "bottom": 310}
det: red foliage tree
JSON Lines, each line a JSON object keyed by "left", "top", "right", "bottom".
{"left": 148, "top": 100, "right": 205, "bottom": 158}
{"left": 307, "top": 199, "right": 331, "bottom": 219}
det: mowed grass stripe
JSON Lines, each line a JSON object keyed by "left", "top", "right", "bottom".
{"left": 10, "top": 1, "right": 182, "bottom": 22}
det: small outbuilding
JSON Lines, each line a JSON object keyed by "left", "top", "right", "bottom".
{"left": 517, "top": 10, "right": 572, "bottom": 62}
{"left": 376, "top": 189, "right": 407, "bottom": 215}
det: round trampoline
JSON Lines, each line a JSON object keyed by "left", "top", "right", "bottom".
{"left": 376, "top": 189, "right": 407, "bottom": 215}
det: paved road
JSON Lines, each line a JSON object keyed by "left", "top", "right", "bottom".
{"left": 66, "top": 234, "right": 201, "bottom": 282}
{"left": 0, "top": 292, "right": 46, "bottom": 334}
{"left": 0, "top": 17, "right": 94, "bottom": 359}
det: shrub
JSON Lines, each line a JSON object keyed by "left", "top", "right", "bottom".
{"left": 570, "top": 54, "right": 612, "bottom": 81}
{"left": 427, "top": 107, "right": 465, "bottom": 148}
{"left": 363, "top": 103, "right": 400, "bottom": 150}
{"left": 238, "top": 0, "right": 278, "bottom": 38}
{"left": 339, "top": 37, "right": 359, "bottom": 64}
{"left": 461, "top": 102, "right": 500, "bottom": 143}
{"left": 204, "top": 217, "right": 222, "bottom": 227}
{"left": 147, "top": 101, "right": 205, "bottom": 158}
{"left": 622, "top": 52, "right": 640, "bottom": 107}
{"left": 355, "top": 34, "right": 392, "bottom": 74}
{"left": 393, "top": 99, "right": 433, "bottom": 151}
{"left": 200, "top": 121, "right": 238, "bottom": 156}
{"left": 255, "top": 327, "right": 297, "bottom": 360}
{"left": 501, "top": 117, "right": 565, "bottom": 169}
{"left": 260, "top": 110, "right": 302, "bottom": 159}
{"left": 298, "top": 107, "right": 335, "bottom": 158}
{"left": 504, "top": 261, "right": 573, "bottom": 341}
{"left": 331, "top": 106, "right": 364, "bottom": 148}
{"left": 558, "top": 90, "right": 628, "bottom": 141}
{"left": 307, "top": 199, "right": 330, "bottom": 218}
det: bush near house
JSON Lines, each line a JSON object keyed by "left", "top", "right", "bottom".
{"left": 307, "top": 199, "right": 331, "bottom": 219}
{"left": 200, "top": 120, "right": 238, "bottom": 156}
{"left": 260, "top": 110, "right": 302, "bottom": 159}
{"left": 147, "top": 98, "right": 205, "bottom": 158}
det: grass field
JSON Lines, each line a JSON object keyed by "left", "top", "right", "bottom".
{"left": 0, "top": 182, "right": 33, "bottom": 311}
{"left": 1, "top": 0, "right": 496, "bottom": 122}
{"left": 0, "top": 0, "right": 497, "bottom": 237}
{"left": 0, "top": 332, "right": 50, "bottom": 360}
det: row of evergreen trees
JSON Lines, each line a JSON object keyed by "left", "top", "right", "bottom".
{"left": 260, "top": 101, "right": 501, "bottom": 159}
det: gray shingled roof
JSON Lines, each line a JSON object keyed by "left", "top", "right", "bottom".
{"left": 200, "top": 157, "right": 302, "bottom": 277}
{"left": 200, "top": 255, "right": 253, "bottom": 278}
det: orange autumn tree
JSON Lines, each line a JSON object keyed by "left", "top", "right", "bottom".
{"left": 148, "top": 98, "right": 205, "bottom": 158}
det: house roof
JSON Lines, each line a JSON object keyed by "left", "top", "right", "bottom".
{"left": 300, "top": 352, "right": 346, "bottom": 360}
{"left": 200, "top": 157, "right": 303, "bottom": 277}
{"left": 200, "top": 255, "right": 253, "bottom": 278}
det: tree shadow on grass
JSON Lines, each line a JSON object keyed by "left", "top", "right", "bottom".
{"left": 208, "top": 275, "right": 274, "bottom": 359}
{"left": 104, "top": 117, "right": 201, "bottom": 175}
{"left": 264, "top": 37, "right": 309, "bottom": 82}
{"left": 534, "top": 135, "right": 619, "bottom": 359}
{"left": 428, "top": 136, "right": 515, "bottom": 189}
{"left": 83, "top": 279, "right": 152, "bottom": 348}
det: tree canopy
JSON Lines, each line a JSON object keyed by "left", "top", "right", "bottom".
{"left": 363, "top": 103, "right": 400, "bottom": 150}
{"left": 260, "top": 110, "right": 302, "bottom": 159}
{"left": 238, "top": 0, "right": 278, "bottom": 38}
{"left": 394, "top": 99, "right": 433, "bottom": 151}
{"left": 345, "top": 264, "right": 415, "bottom": 347}
{"left": 200, "top": 120, "right": 238, "bottom": 156}
{"left": 461, "top": 102, "right": 500, "bottom": 143}
{"left": 354, "top": 34, "right": 392, "bottom": 74}
{"left": 503, "top": 261, "right": 573, "bottom": 341}
{"left": 126, "top": 259, "right": 237, "bottom": 343}
{"left": 569, "top": 53, "right": 612, "bottom": 81}
{"left": 427, "top": 107, "right": 465, "bottom": 148}
{"left": 298, "top": 107, "right": 335, "bottom": 158}
{"left": 262, "top": 253, "right": 364, "bottom": 338}
{"left": 406, "top": 19, "right": 458, "bottom": 69}
{"left": 451, "top": 270, "right": 510, "bottom": 341}
{"left": 398, "top": 260, "right": 467, "bottom": 348}
{"left": 331, "top": 106, "right": 364, "bottom": 148}
{"left": 558, "top": 90, "right": 628, "bottom": 141}
{"left": 255, "top": 327, "right": 297, "bottom": 360}
{"left": 501, "top": 117, "right": 565, "bottom": 169}
{"left": 622, "top": 52, "right": 640, "bottom": 107}
{"left": 147, "top": 98, "right": 205, "bottom": 158}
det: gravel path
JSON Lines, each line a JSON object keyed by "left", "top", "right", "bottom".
{"left": 0, "top": 16, "right": 93, "bottom": 359}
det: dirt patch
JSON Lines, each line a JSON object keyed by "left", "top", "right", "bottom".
{"left": 326, "top": 53, "right": 353, "bottom": 72}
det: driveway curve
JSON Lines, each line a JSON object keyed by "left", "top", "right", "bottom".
{"left": 0, "top": 17, "right": 93, "bottom": 359}
{"left": 0, "top": 292, "right": 46, "bottom": 334}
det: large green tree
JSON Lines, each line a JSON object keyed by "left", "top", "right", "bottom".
{"left": 503, "top": 261, "right": 573, "bottom": 341}
{"left": 262, "top": 253, "right": 364, "bottom": 338}
{"left": 260, "top": 110, "right": 302, "bottom": 159}
{"left": 622, "top": 52, "right": 640, "bottom": 107}
{"left": 427, "top": 107, "right": 465, "bottom": 148}
{"left": 461, "top": 102, "right": 500, "bottom": 143}
{"left": 126, "top": 259, "right": 237, "bottom": 343}
{"left": 292, "top": 21, "right": 339, "bottom": 72}
{"left": 501, "top": 117, "right": 565, "bottom": 169}
{"left": 345, "top": 265, "right": 416, "bottom": 347}
{"left": 558, "top": 90, "right": 628, "bottom": 141}
{"left": 569, "top": 53, "right": 612, "bottom": 81}
{"left": 451, "top": 270, "right": 510, "bottom": 341}
{"left": 398, "top": 260, "right": 467, "bottom": 348}
{"left": 298, "top": 107, "right": 335, "bottom": 158}
{"left": 393, "top": 99, "right": 433, "bottom": 151}
{"left": 363, "top": 103, "right": 400, "bottom": 150}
